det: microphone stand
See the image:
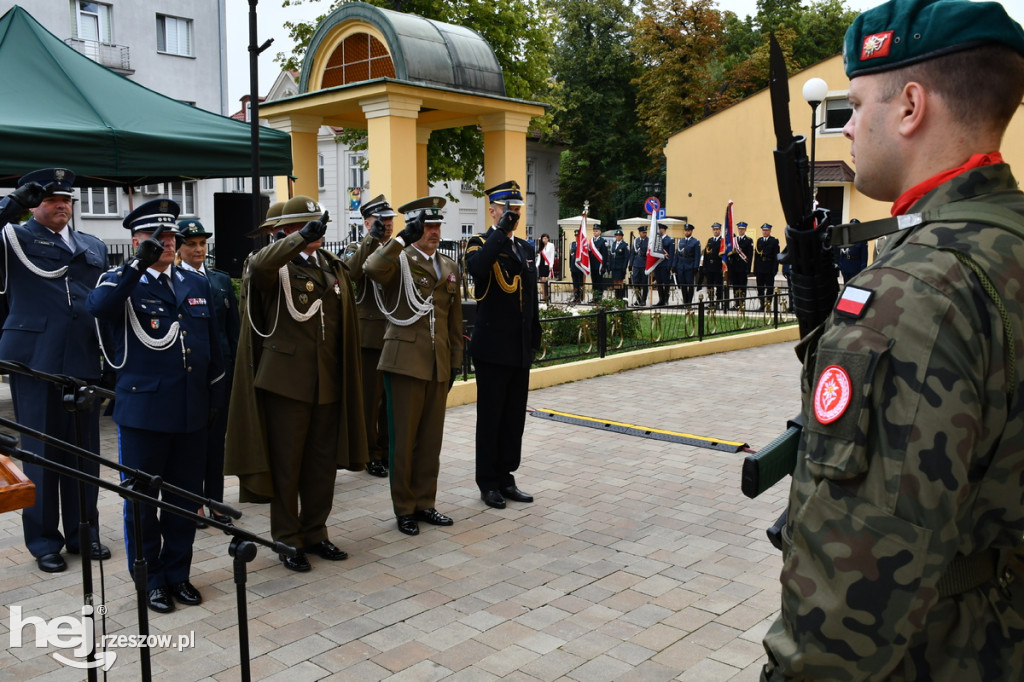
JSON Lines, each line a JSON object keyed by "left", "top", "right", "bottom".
{"left": 0, "top": 362, "right": 294, "bottom": 682}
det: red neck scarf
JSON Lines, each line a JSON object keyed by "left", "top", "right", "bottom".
{"left": 891, "top": 152, "right": 1003, "bottom": 216}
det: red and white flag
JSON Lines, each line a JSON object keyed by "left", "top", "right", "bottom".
{"left": 644, "top": 212, "right": 663, "bottom": 276}
{"left": 574, "top": 211, "right": 591, "bottom": 277}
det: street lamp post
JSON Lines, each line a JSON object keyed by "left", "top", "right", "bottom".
{"left": 802, "top": 77, "right": 829, "bottom": 209}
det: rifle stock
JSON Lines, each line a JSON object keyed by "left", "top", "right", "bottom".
{"left": 741, "top": 420, "right": 801, "bottom": 499}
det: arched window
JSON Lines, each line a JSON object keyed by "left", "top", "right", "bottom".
{"left": 322, "top": 33, "right": 395, "bottom": 88}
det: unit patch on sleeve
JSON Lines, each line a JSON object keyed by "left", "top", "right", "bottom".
{"left": 813, "top": 365, "right": 852, "bottom": 425}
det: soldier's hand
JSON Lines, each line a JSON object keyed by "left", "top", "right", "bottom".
{"left": 8, "top": 182, "right": 46, "bottom": 210}
{"left": 497, "top": 201, "right": 519, "bottom": 235}
{"left": 369, "top": 218, "right": 387, "bottom": 241}
{"left": 398, "top": 212, "right": 425, "bottom": 245}
{"left": 448, "top": 368, "right": 459, "bottom": 392}
{"left": 299, "top": 215, "right": 327, "bottom": 243}
{"left": 135, "top": 236, "right": 164, "bottom": 270}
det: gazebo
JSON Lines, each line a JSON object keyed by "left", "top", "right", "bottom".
{"left": 259, "top": 2, "right": 545, "bottom": 209}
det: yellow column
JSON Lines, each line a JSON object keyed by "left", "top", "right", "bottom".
{"left": 360, "top": 94, "right": 422, "bottom": 208}
{"left": 480, "top": 112, "right": 534, "bottom": 204}
{"left": 416, "top": 128, "right": 431, "bottom": 198}
{"left": 265, "top": 114, "right": 322, "bottom": 200}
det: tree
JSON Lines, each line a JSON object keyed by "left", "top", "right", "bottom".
{"left": 275, "top": 0, "right": 555, "bottom": 198}
{"left": 548, "top": 0, "right": 648, "bottom": 224}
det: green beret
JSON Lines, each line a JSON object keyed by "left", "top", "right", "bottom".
{"left": 844, "top": 0, "right": 1024, "bottom": 78}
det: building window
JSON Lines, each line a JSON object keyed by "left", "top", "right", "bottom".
{"left": 166, "top": 181, "right": 196, "bottom": 215}
{"left": 322, "top": 33, "right": 396, "bottom": 88}
{"left": 260, "top": 176, "right": 274, "bottom": 192}
{"left": 232, "top": 177, "right": 245, "bottom": 192}
{"left": 823, "top": 96, "right": 852, "bottom": 133}
{"left": 461, "top": 223, "right": 475, "bottom": 237}
{"left": 318, "top": 153, "right": 326, "bottom": 189}
{"left": 526, "top": 159, "right": 535, "bottom": 194}
{"left": 73, "top": 1, "right": 112, "bottom": 43}
{"left": 157, "top": 15, "right": 193, "bottom": 57}
{"left": 349, "top": 153, "right": 366, "bottom": 191}
{"left": 81, "top": 187, "right": 118, "bottom": 217}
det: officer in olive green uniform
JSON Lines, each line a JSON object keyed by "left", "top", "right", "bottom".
{"left": 343, "top": 194, "right": 397, "bottom": 479}
{"left": 224, "top": 196, "right": 372, "bottom": 572}
{"left": 762, "top": 1, "right": 1024, "bottom": 679}
{"left": 364, "top": 197, "right": 463, "bottom": 536}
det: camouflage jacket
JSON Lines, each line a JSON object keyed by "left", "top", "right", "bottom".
{"left": 763, "top": 164, "right": 1024, "bottom": 681}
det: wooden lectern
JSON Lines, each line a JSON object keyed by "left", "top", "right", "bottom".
{"left": 0, "top": 454, "right": 34, "bottom": 513}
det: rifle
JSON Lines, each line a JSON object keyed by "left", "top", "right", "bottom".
{"left": 741, "top": 36, "right": 840, "bottom": 504}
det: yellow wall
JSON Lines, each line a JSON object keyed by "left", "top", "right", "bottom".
{"left": 665, "top": 54, "right": 1024, "bottom": 252}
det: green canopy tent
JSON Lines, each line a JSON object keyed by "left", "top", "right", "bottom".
{"left": 0, "top": 5, "right": 292, "bottom": 188}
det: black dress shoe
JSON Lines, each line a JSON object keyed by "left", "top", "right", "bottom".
{"left": 210, "top": 511, "right": 234, "bottom": 526}
{"left": 480, "top": 489, "right": 506, "bottom": 509}
{"left": 500, "top": 485, "right": 534, "bottom": 503}
{"left": 306, "top": 540, "right": 348, "bottom": 561}
{"left": 415, "top": 508, "right": 453, "bottom": 526}
{"left": 147, "top": 587, "right": 174, "bottom": 613}
{"left": 280, "top": 551, "right": 311, "bottom": 572}
{"left": 366, "top": 460, "right": 388, "bottom": 477}
{"left": 67, "top": 542, "right": 112, "bottom": 560}
{"left": 37, "top": 553, "right": 67, "bottom": 573}
{"left": 170, "top": 581, "right": 202, "bottom": 606}
{"left": 396, "top": 515, "right": 420, "bottom": 535}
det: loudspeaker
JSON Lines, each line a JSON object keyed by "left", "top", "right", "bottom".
{"left": 213, "top": 193, "right": 269, "bottom": 278}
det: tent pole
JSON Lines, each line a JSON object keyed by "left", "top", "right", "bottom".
{"left": 248, "top": 0, "right": 273, "bottom": 233}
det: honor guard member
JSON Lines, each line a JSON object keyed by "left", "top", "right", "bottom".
{"left": 0, "top": 168, "right": 110, "bottom": 573}
{"left": 343, "top": 194, "right": 397, "bottom": 478}
{"left": 465, "top": 180, "right": 540, "bottom": 509}
{"left": 568, "top": 240, "right": 585, "bottom": 304}
{"left": 728, "top": 221, "right": 753, "bottom": 306}
{"left": 653, "top": 222, "right": 674, "bottom": 306}
{"left": 609, "top": 228, "right": 630, "bottom": 300}
{"left": 364, "top": 197, "right": 463, "bottom": 535}
{"left": 176, "top": 219, "right": 240, "bottom": 526}
{"left": 762, "top": 1, "right": 1024, "bottom": 679}
{"left": 752, "top": 223, "right": 780, "bottom": 310}
{"left": 701, "top": 222, "right": 726, "bottom": 310}
{"left": 589, "top": 224, "right": 610, "bottom": 301}
{"left": 224, "top": 195, "right": 370, "bottom": 573}
{"left": 629, "top": 224, "right": 649, "bottom": 306}
{"left": 88, "top": 199, "right": 225, "bottom": 613}
{"left": 672, "top": 222, "right": 701, "bottom": 305}
{"left": 833, "top": 219, "right": 869, "bottom": 284}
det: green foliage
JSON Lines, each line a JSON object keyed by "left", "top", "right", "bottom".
{"left": 548, "top": 0, "right": 649, "bottom": 223}
{"left": 593, "top": 297, "right": 641, "bottom": 340}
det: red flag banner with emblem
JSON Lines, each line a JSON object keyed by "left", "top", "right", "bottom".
{"left": 644, "top": 212, "right": 664, "bottom": 275}
{"left": 574, "top": 211, "right": 591, "bottom": 277}
{"left": 721, "top": 200, "right": 734, "bottom": 271}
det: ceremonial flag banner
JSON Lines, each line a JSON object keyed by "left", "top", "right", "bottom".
{"left": 575, "top": 212, "right": 591, "bottom": 276}
{"left": 644, "top": 212, "right": 664, "bottom": 275}
{"left": 721, "top": 200, "right": 734, "bottom": 271}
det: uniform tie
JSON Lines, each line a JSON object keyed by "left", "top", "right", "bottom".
{"left": 159, "top": 272, "right": 173, "bottom": 295}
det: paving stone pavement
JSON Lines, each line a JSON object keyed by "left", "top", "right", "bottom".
{"left": 0, "top": 341, "right": 801, "bottom": 681}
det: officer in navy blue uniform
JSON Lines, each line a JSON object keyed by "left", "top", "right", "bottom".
{"left": 589, "top": 225, "right": 611, "bottom": 301}
{"left": 609, "top": 229, "right": 630, "bottom": 300}
{"left": 176, "top": 219, "right": 239, "bottom": 526}
{"left": 672, "top": 223, "right": 701, "bottom": 305}
{"left": 465, "top": 180, "right": 541, "bottom": 510}
{"left": 653, "top": 223, "right": 675, "bottom": 306}
{"left": 629, "top": 225, "right": 649, "bottom": 306}
{"left": 88, "top": 199, "right": 225, "bottom": 614}
{"left": 0, "top": 168, "right": 110, "bottom": 573}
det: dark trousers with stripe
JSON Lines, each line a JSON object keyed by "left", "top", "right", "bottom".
{"left": 12, "top": 374, "right": 101, "bottom": 558}
{"left": 473, "top": 359, "right": 529, "bottom": 492}
{"left": 118, "top": 425, "right": 204, "bottom": 590}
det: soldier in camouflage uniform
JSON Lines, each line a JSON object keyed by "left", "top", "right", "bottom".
{"left": 762, "top": 1, "right": 1024, "bottom": 679}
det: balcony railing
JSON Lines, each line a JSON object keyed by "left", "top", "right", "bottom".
{"left": 64, "top": 38, "right": 133, "bottom": 74}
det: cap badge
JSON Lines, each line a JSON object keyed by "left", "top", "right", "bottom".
{"left": 306, "top": 201, "right": 317, "bottom": 212}
{"left": 861, "top": 31, "right": 893, "bottom": 60}
{"left": 813, "top": 365, "right": 852, "bottom": 424}
{"left": 54, "top": 169, "right": 66, "bottom": 181}
{"left": 159, "top": 201, "right": 169, "bottom": 212}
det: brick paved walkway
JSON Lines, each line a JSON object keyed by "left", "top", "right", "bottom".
{"left": 0, "top": 341, "right": 800, "bottom": 681}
